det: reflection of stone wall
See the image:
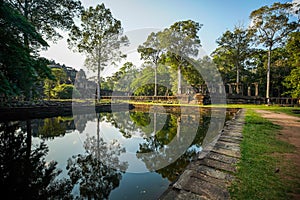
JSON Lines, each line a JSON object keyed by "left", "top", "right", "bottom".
{"left": 73, "top": 113, "right": 96, "bottom": 133}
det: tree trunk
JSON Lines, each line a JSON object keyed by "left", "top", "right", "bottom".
{"left": 25, "top": 120, "right": 32, "bottom": 160}
{"left": 236, "top": 63, "right": 240, "bottom": 94}
{"left": 154, "top": 65, "right": 157, "bottom": 96}
{"left": 177, "top": 66, "right": 182, "bottom": 95}
{"left": 176, "top": 116, "right": 181, "bottom": 139}
{"left": 24, "top": 120, "right": 32, "bottom": 198}
{"left": 97, "top": 56, "right": 101, "bottom": 101}
{"left": 96, "top": 114, "right": 100, "bottom": 160}
{"left": 153, "top": 112, "right": 157, "bottom": 134}
{"left": 266, "top": 47, "right": 272, "bottom": 104}
{"left": 97, "top": 69, "right": 101, "bottom": 101}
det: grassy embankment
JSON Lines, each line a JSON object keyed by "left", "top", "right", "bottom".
{"left": 229, "top": 109, "right": 300, "bottom": 200}
{"left": 128, "top": 101, "right": 300, "bottom": 115}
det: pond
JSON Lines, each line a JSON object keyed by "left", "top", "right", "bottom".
{"left": 0, "top": 105, "right": 237, "bottom": 199}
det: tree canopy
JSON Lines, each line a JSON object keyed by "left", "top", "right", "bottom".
{"left": 161, "top": 20, "right": 202, "bottom": 95}
{"left": 138, "top": 31, "right": 165, "bottom": 96}
{"left": 5, "top": 0, "right": 83, "bottom": 43}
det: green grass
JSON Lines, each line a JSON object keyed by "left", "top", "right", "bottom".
{"left": 129, "top": 102, "right": 300, "bottom": 117}
{"left": 229, "top": 110, "right": 298, "bottom": 200}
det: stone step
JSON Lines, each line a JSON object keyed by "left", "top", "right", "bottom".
{"left": 180, "top": 177, "right": 230, "bottom": 200}
{"left": 212, "top": 146, "right": 241, "bottom": 158}
{"left": 196, "top": 158, "right": 237, "bottom": 173}
{"left": 205, "top": 151, "right": 239, "bottom": 164}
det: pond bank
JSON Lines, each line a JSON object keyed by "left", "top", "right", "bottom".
{"left": 0, "top": 101, "right": 134, "bottom": 121}
{"left": 159, "top": 109, "right": 245, "bottom": 200}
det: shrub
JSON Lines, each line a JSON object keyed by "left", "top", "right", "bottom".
{"left": 53, "top": 84, "right": 81, "bottom": 99}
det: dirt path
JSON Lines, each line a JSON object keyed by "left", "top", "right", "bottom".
{"left": 255, "top": 109, "right": 300, "bottom": 199}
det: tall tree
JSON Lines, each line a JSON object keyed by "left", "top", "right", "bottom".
{"left": 250, "top": 2, "right": 299, "bottom": 103}
{"left": 2, "top": 0, "right": 82, "bottom": 100}
{"left": 0, "top": 1, "right": 52, "bottom": 99}
{"left": 211, "top": 26, "right": 253, "bottom": 94}
{"left": 138, "top": 31, "right": 165, "bottom": 96}
{"left": 161, "top": 20, "right": 202, "bottom": 95}
{"left": 68, "top": 3, "right": 129, "bottom": 101}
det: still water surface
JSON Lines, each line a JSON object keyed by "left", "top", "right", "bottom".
{"left": 0, "top": 107, "right": 236, "bottom": 199}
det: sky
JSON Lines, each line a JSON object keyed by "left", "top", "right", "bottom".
{"left": 40, "top": 0, "right": 297, "bottom": 77}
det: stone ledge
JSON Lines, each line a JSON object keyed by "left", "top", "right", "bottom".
{"left": 159, "top": 109, "right": 245, "bottom": 200}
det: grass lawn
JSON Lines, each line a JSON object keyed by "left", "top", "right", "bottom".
{"left": 229, "top": 109, "right": 299, "bottom": 200}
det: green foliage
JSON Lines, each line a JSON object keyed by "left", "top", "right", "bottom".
{"left": 181, "top": 56, "right": 213, "bottom": 93}
{"left": 160, "top": 20, "right": 202, "bottom": 94}
{"left": 211, "top": 26, "right": 254, "bottom": 88}
{"left": 52, "top": 84, "right": 81, "bottom": 99}
{"left": 0, "top": 1, "right": 52, "bottom": 99}
{"left": 285, "top": 32, "right": 300, "bottom": 68}
{"left": 138, "top": 31, "right": 165, "bottom": 96}
{"left": 282, "top": 32, "right": 300, "bottom": 98}
{"left": 5, "top": 0, "right": 83, "bottom": 43}
{"left": 138, "top": 32, "right": 164, "bottom": 64}
{"left": 102, "top": 62, "right": 139, "bottom": 92}
{"left": 283, "top": 66, "right": 300, "bottom": 98}
{"left": 1, "top": 0, "right": 81, "bottom": 100}
{"left": 250, "top": 2, "right": 298, "bottom": 49}
{"left": 130, "top": 112, "right": 151, "bottom": 126}
{"left": 44, "top": 68, "right": 68, "bottom": 99}
{"left": 163, "top": 20, "right": 202, "bottom": 94}
{"left": 112, "top": 62, "right": 138, "bottom": 92}
{"left": 130, "top": 64, "right": 172, "bottom": 96}
{"left": 52, "top": 68, "right": 68, "bottom": 84}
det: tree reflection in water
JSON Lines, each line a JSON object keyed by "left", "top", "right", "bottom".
{"left": 102, "top": 111, "right": 145, "bottom": 138}
{"left": 0, "top": 122, "right": 73, "bottom": 199}
{"left": 136, "top": 112, "right": 209, "bottom": 182}
{"left": 67, "top": 114, "right": 128, "bottom": 199}
{"left": 1, "top": 115, "right": 128, "bottom": 199}
{"left": 99, "top": 109, "right": 212, "bottom": 179}
{"left": 38, "top": 118, "right": 67, "bottom": 139}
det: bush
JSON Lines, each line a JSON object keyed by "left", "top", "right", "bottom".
{"left": 53, "top": 84, "right": 81, "bottom": 99}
